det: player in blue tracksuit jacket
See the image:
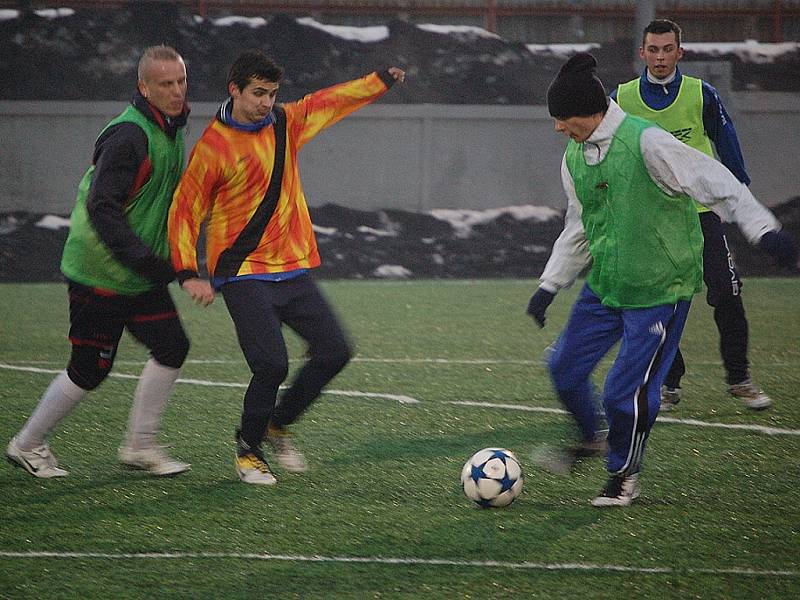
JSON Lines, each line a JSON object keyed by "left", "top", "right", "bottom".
{"left": 611, "top": 18, "right": 782, "bottom": 411}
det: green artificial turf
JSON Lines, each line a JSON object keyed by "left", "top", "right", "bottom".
{"left": 1, "top": 279, "right": 798, "bottom": 599}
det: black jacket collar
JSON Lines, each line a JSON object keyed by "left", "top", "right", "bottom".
{"left": 131, "top": 89, "right": 190, "bottom": 139}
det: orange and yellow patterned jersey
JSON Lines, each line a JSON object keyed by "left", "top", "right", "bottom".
{"left": 169, "top": 71, "right": 392, "bottom": 279}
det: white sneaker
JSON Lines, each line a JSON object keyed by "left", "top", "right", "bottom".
{"left": 235, "top": 429, "right": 277, "bottom": 485}
{"left": 119, "top": 445, "right": 191, "bottom": 476}
{"left": 235, "top": 451, "right": 278, "bottom": 485}
{"left": 729, "top": 379, "right": 772, "bottom": 410}
{"left": 266, "top": 424, "right": 308, "bottom": 473}
{"left": 6, "top": 436, "right": 69, "bottom": 478}
{"left": 591, "top": 473, "right": 641, "bottom": 507}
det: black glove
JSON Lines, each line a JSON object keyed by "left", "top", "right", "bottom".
{"left": 526, "top": 289, "right": 555, "bottom": 328}
{"left": 759, "top": 230, "right": 798, "bottom": 269}
{"left": 136, "top": 255, "right": 177, "bottom": 285}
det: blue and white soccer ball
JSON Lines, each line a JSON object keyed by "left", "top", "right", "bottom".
{"left": 461, "top": 447, "right": 523, "bottom": 508}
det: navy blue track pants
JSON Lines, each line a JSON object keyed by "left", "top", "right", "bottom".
{"left": 548, "top": 283, "right": 690, "bottom": 475}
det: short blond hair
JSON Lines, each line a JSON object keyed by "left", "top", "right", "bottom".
{"left": 138, "top": 45, "right": 183, "bottom": 81}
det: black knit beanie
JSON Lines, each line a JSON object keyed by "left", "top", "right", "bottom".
{"left": 547, "top": 53, "right": 608, "bottom": 119}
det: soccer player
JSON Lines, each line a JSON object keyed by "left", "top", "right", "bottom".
{"left": 169, "top": 49, "right": 405, "bottom": 485}
{"left": 612, "top": 19, "right": 782, "bottom": 411}
{"left": 6, "top": 46, "right": 192, "bottom": 478}
{"left": 526, "top": 53, "right": 797, "bottom": 506}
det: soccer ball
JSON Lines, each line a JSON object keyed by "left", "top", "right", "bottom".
{"left": 461, "top": 447, "right": 523, "bottom": 508}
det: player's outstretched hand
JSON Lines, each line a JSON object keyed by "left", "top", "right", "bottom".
{"left": 181, "top": 278, "right": 215, "bottom": 307}
{"left": 759, "top": 230, "right": 799, "bottom": 271}
{"left": 387, "top": 67, "right": 406, "bottom": 83}
{"left": 526, "top": 289, "right": 555, "bottom": 328}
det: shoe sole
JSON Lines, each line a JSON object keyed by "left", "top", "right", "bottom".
{"left": 120, "top": 461, "right": 191, "bottom": 477}
{"left": 730, "top": 386, "right": 772, "bottom": 410}
{"left": 235, "top": 456, "right": 278, "bottom": 484}
{"left": 591, "top": 497, "right": 635, "bottom": 507}
{"left": 743, "top": 399, "right": 772, "bottom": 410}
{"left": 591, "top": 489, "right": 640, "bottom": 507}
{"left": 236, "top": 471, "right": 277, "bottom": 485}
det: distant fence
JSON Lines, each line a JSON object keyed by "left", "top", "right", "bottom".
{"left": 1, "top": 69, "right": 798, "bottom": 215}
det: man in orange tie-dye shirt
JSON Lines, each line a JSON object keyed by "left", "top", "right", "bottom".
{"left": 169, "top": 49, "right": 405, "bottom": 485}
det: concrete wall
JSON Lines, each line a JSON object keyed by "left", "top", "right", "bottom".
{"left": 1, "top": 86, "right": 798, "bottom": 215}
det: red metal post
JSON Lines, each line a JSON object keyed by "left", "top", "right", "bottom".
{"left": 485, "top": 0, "right": 497, "bottom": 34}
{"left": 773, "top": 0, "right": 784, "bottom": 43}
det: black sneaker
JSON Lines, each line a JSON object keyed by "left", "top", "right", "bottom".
{"left": 591, "top": 473, "right": 640, "bottom": 507}
{"left": 234, "top": 430, "right": 276, "bottom": 485}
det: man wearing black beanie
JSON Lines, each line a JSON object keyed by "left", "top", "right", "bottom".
{"left": 546, "top": 53, "right": 608, "bottom": 120}
{"left": 526, "top": 53, "right": 798, "bottom": 507}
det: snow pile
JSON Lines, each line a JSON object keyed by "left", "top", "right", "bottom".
{"left": 430, "top": 206, "right": 562, "bottom": 238}
{"left": 1, "top": 6, "right": 798, "bottom": 103}
{"left": 3, "top": 199, "right": 798, "bottom": 282}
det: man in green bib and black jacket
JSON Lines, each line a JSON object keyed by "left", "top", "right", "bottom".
{"left": 612, "top": 19, "right": 784, "bottom": 411}
{"left": 526, "top": 53, "right": 796, "bottom": 506}
{"left": 7, "top": 45, "right": 192, "bottom": 479}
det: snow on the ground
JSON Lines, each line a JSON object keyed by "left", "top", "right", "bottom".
{"left": 206, "top": 15, "right": 268, "bottom": 28}
{"left": 35, "top": 215, "right": 70, "bottom": 230}
{"left": 372, "top": 265, "right": 413, "bottom": 278}
{"left": 296, "top": 17, "right": 390, "bottom": 42}
{"left": 4, "top": 198, "right": 798, "bottom": 281}
{"left": 430, "top": 206, "right": 562, "bottom": 238}
{"left": 525, "top": 43, "right": 602, "bottom": 57}
{"left": 2, "top": 8, "right": 797, "bottom": 64}
{"left": 416, "top": 24, "right": 501, "bottom": 39}
{"left": 683, "top": 41, "right": 800, "bottom": 63}
{"left": 37, "top": 8, "right": 75, "bottom": 19}
{"left": 313, "top": 224, "right": 338, "bottom": 236}
{"left": 27, "top": 206, "right": 562, "bottom": 236}
{"left": 0, "top": 8, "right": 75, "bottom": 20}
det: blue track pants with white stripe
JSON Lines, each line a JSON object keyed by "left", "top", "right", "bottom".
{"left": 548, "top": 283, "right": 691, "bottom": 475}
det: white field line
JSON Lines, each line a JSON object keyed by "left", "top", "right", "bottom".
{"left": 447, "top": 401, "right": 800, "bottom": 436}
{"left": 0, "top": 363, "right": 418, "bottom": 405}
{"left": 8, "top": 357, "right": 800, "bottom": 367}
{"left": 2, "top": 362, "right": 798, "bottom": 435}
{"left": 0, "top": 551, "right": 796, "bottom": 577}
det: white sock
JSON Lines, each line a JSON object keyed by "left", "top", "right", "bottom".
{"left": 17, "top": 371, "right": 88, "bottom": 450}
{"left": 124, "top": 358, "right": 180, "bottom": 450}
